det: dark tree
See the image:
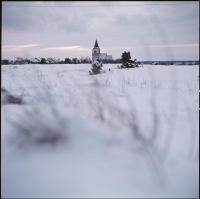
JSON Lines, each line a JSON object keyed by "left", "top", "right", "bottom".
{"left": 47, "top": 57, "right": 54, "bottom": 64}
{"left": 2, "top": 59, "right": 9, "bottom": 65}
{"left": 15, "top": 56, "right": 24, "bottom": 64}
{"left": 115, "top": 58, "right": 123, "bottom": 64}
{"left": 119, "top": 51, "right": 139, "bottom": 68}
{"left": 72, "top": 58, "right": 79, "bottom": 64}
{"left": 121, "top": 51, "right": 131, "bottom": 63}
{"left": 88, "top": 57, "right": 92, "bottom": 64}
{"left": 24, "top": 58, "right": 30, "bottom": 64}
{"left": 40, "top": 58, "right": 46, "bottom": 64}
{"left": 65, "top": 57, "right": 72, "bottom": 64}
{"left": 80, "top": 56, "right": 92, "bottom": 64}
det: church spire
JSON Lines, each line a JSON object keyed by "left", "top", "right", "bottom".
{"left": 94, "top": 39, "right": 99, "bottom": 48}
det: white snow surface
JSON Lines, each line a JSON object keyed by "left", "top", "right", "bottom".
{"left": 30, "top": 57, "right": 42, "bottom": 63}
{"left": 1, "top": 63, "right": 199, "bottom": 198}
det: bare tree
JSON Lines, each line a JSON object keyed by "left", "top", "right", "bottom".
{"left": 46, "top": 57, "right": 54, "bottom": 64}
{"left": 72, "top": 58, "right": 79, "bottom": 64}
{"left": 15, "top": 56, "right": 25, "bottom": 64}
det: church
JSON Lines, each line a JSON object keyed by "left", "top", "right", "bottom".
{"left": 92, "top": 39, "right": 113, "bottom": 62}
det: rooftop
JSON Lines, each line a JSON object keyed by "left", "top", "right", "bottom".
{"left": 94, "top": 39, "right": 99, "bottom": 48}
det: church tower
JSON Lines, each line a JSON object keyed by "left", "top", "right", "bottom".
{"left": 92, "top": 39, "right": 100, "bottom": 62}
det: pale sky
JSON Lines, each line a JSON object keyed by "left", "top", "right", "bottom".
{"left": 2, "top": 1, "right": 199, "bottom": 61}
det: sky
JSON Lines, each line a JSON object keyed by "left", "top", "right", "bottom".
{"left": 2, "top": 1, "right": 199, "bottom": 61}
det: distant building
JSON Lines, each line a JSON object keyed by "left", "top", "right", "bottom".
{"left": 92, "top": 39, "right": 113, "bottom": 62}
{"left": 30, "top": 57, "right": 42, "bottom": 64}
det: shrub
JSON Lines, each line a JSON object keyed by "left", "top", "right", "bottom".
{"left": 89, "top": 60, "right": 104, "bottom": 75}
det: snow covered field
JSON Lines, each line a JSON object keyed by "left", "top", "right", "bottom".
{"left": 1, "top": 63, "right": 199, "bottom": 198}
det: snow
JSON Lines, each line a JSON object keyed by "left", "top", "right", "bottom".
{"left": 37, "top": 57, "right": 42, "bottom": 62}
{"left": 30, "top": 57, "right": 42, "bottom": 63}
{"left": 1, "top": 63, "right": 199, "bottom": 198}
{"left": 30, "top": 58, "right": 40, "bottom": 63}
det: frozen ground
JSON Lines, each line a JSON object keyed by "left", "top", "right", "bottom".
{"left": 1, "top": 63, "right": 199, "bottom": 198}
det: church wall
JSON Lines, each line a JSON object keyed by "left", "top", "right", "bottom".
{"left": 106, "top": 55, "right": 113, "bottom": 60}
{"left": 92, "top": 48, "right": 100, "bottom": 62}
{"left": 92, "top": 40, "right": 113, "bottom": 62}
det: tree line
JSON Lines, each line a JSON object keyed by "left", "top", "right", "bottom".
{"left": 1, "top": 56, "right": 92, "bottom": 65}
{"left": 1, "top": 56, "right": 123, "bottom": 65}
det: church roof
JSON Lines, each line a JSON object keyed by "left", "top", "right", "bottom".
{"left": 94, "top": 39, "right": 99, "bottom": 48}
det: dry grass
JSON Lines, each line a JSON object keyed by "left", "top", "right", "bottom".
{"left": 2, "top": 64, "right": 197, "bottom": 185}
{"left": 83, "top": 88, "right": 166, "bottom": 184}
{"left": 8, "top": 105, "right": 68, "bottom": 148}
{"left": 1, "top": 88, "right": 23, "bottom": 105}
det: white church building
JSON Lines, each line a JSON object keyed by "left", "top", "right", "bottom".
{"left": 92, "top": 39, "right": 113, "bottom": 62}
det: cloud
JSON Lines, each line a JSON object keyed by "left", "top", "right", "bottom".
{"left": 2, "top": 6, "right": 75, "bottom": 32}
{"left": 109, "top": 13, "right": 148, "bottom": 26}
{"left": 2, "top": 2, "right": 106, "bottom": 33}
{"left": 2, "top": 44, "right": 39, "bottom": 50}
{"left": 136, "top": 44, "right": 199, "bottom": 49}
{"left": 2, "top": 2, "right": 199, "bottom": 60}
{"left": 42, "top": 46, "right": 91, "bottom": 51}
{"left": 104, "top": 43, "right": 199, "bottom": 49}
